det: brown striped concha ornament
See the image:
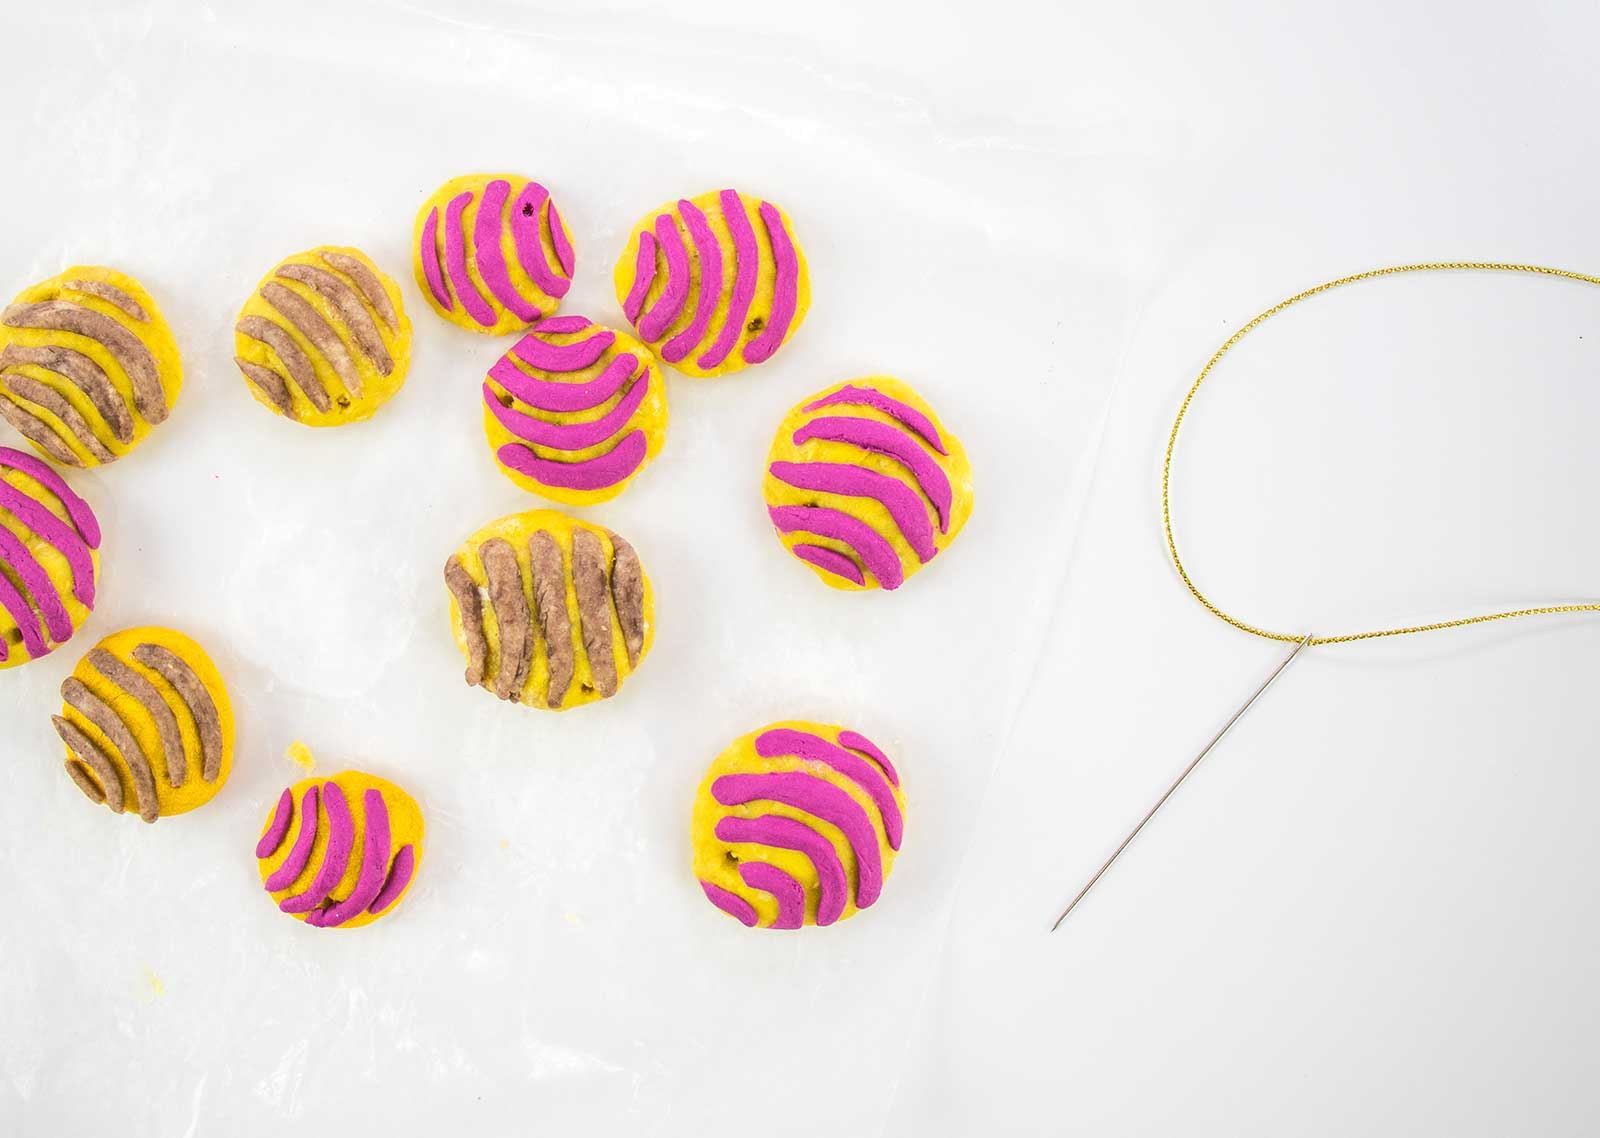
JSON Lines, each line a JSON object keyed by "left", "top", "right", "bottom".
{"left": 443, "top": 509, "right": 654, "bottom": 711}
{"left": 52, "top": 626, "right": 234, "bottom": 822}
{"left": 0, "top": 266, "right": 182, "bottom": 465}
{"left": 233, "top": 246, "right": 412, "bottom": 427}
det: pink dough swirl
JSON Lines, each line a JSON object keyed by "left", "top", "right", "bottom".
{"left": 0, "top": 446, "right": 101, "bottom": 664}
{"left": 697, "top": 725, "right": 904, "bottom": 930}
{"left": 484, "top": 317, "right": 660, "bottom": 496}
{"left": 618, "top": 189, "right": 804, "bottom": 372}
{"left": 256, "top": 777, "right": 418, "bottom": 928}
{"left": 418, "top": 177, "right": 573, "bottom": 328}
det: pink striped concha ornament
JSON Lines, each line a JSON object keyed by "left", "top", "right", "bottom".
{"left": 256, "top": 770, "right": 424, "bottom": 929}
{"left": 612, "top": 189, "right": 810, "bottom": 378}
{"left": 482, "top": 315, "right": 668, "bottom": 505}
{"left": 764, "top": 376, "right": 973, "bottom": 591}
{"left": 0, "top": 445, "right": 102, "bottom": 668}
{"left": 693, "top": 721, "right": 906, "bottom": 930}
{"left": 414, "top": 173, "right": 575, "bottom": 335}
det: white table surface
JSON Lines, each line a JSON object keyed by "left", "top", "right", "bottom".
{"left": 4, "top": 1, "right": 1598, "bottom": 1135}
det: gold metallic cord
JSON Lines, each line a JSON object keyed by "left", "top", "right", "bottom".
{"left": 1163, "top": 262, "right": 1600, "bottom": 647}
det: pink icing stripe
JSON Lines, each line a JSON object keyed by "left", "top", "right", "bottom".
{"left": 662, "top": 199, "right": 723, "bottom": 363}
{"left": 756, "top": 728, "right": 903, "bottom": 851}
{"left": 280, "top": 781, "right": 354, "bottom": 914}
{"left": 712, "top": 772, "right": 884, "bottom": 909}
{"left": 313, "top": 790, "right": 391, "bottom": 927}
{"left": 768, "top": 505, "right": 905, "bottom": 590}
{"left": 803, "top": 385, "right": 947, "bottom": 455}
{"left": 533, "top": 315, "right": 591, "bottom": 335}
{"left": 444, "top": 191, "right": 496, "bottom": 327}
{"left": 0, "top": 447, "right": 100, "bottom": 547}
{"left": 509, "top": 182, "right": 568, "bottom": 299}
{"left": 0, "top": 565, "right": 46, "bottom": 657}
{"left": 484, "top": 370, "right": 648, "bottom": 449}
{"left": 697, "top": 190, "right": 757, "bottom": 369}
{"left": 368, "top": 844, "right": 416, "bottom": 915}
{"left": 793, "top": 416, "right": 953, "bottom": 533}
{"left": 489, "top": 352, "right": 637, "bottom": 413}
{"left": 513, "top": 329, "right": 616, "bottom": 373}
{"left": 793, "top": 544, "right": 863, "bottom": 586}
{"left": 549, "top": 201, "right": 575, "bottom": 278}
{"left": 419, "top": 207, "right": 452, "bottom": 310}
{"left": 263, "top": 785, "right": 320, "bottom": 891}
{"left": 255, "top": 789, "right": 295, "bottom": 858}
{"left": 716, "top": 814, "right": 848, "bottom": 926}
{"left": 637, "top": 214, "right": 689, "bottom": 342}
{"left": 473, "top": 179, "right": 541, "bottom": 322}
{"left": 769, "top": 461, "right": 938, "bottom": 563}
{"left": 700, "top": 880, "right": 758, "bottom": 926}
{"left": 498, "top": 430, "right": 646, "bottom": 491}
{"left": 0, "top": 527, "right": 70, "bottom": 643}
{"left": 0, "top": 483, "right": 97, "bottom": 605}
{"left": 739, "top": 862, "right": 805, "bottom": 930}
{"left": 839, "top": 730, "right": 899, "bottom": 788}
{"left": 742, "top": 201, "right": 799, "bottom": 364}
{"left": 622, "top": 231, "right": 658, "bottom": 323}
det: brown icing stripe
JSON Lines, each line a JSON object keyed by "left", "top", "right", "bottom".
{"left": 0, "top": 344, "right": 132, "bottom": 442}
{"left": 276, "top": 264, "right": 393, "bottom": 375}
{"left": 89, "top": 648, "right": 186, "bottom": 789}
{"left": 235, "top": 315, "right": 330, "bottom": 413}
{"left": 260, "top": 282, "right": 362, "bottom": 398}
{"left": 318, "top": 252, "right": 398, "bottom": 331}
{"left": 0, "top": 390, "right": 83, "bottom": 465}
{"left": 52, "top": 715, "right": 124, "bottom": 814}
{"left": 481, "top": 539, "right": 531, "bottom": 701}
{"left": 571, "top": 529, "right": 619, "bottom": 698}
{"left": 528, "top": 530, "right": 575, "bottom": 709}
{"left": 59, "top": 678, "right": 158, "bottom": 822}
{"left": 235, "top": 357, "right": 293, "bottom": 413}
{"left": 444, "top": 554, "right": 487, "bottom": 687}
{"left": 607, "top": 531, "right": 646, "bottom": 668}
{"left": 131, "top": 643, "right": 224, "bottom": 782}
{"left": 64, "top": 758, "right": 107, "bottom": 804}
{"left": 2, "top": 300, "right": 166, "bottom": 424}
{"left": 1, "top": 375, "right": 116, "bottom": 463}
{"left": 66, "top": 280, "right": 149, "bottom": 322}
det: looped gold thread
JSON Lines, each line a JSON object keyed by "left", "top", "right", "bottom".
{"left": 1163, "top": 262, "right": 1600, "bottom": 647}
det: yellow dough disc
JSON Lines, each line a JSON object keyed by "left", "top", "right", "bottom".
{"left": 233, "top": 246, "right": 411, "bottom": 427}
{"left": 256, "top": 769, "right": 424, "bottom": 930}
{"left": 0, "top": 266, "right": 182, "bottom": 466}
{"left": 52, "top": 626, "right": 234, "bottom": 822}
{"left": 443, "top": 509, "right": 654, "bottom": 711}
{"left": 691, "top": 720, "right": 907, "bottom": 930}
{"left": 764, "top": 376, "right": 973, "bottom": 591}
{"left": 413, "top": 173, "right": 575, "bottom": 335}
{"left": 481, "top": 315, "right": 669, "bottom": 506}
{"left": 612, "top": 188, "right": 810, "bottom": 379}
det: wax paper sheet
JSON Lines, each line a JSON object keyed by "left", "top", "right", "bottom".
{"left": 0, "top": 1, "right": 1121, "bottom": 1133}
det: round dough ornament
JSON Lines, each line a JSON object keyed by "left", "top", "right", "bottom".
{"left": 0, "top": 266, "right": 182, "bottom": 465}
{"left": 256, "top": 769, "right": 424, "bottom": 929}
{"left": 52, "top": 626, "right": 233, "bottom": 822}
{"left": 482, "top": 315, "right": 668, "bottom": 505}
{"left": 443, "top": 509, "right": 653, "bottom": 710}
{"left": 764, "top": 377, "right": 972, "bottom": 591}
{"left": 613, "top": 188, "right": 809, "bottom": 378}
{"left": 233, "top": 246, "right": 411, "bottom": 426}
{"left": 414, "top": 173, "right": 574, "bottom": 334}
{"left": 0, "top": 445, "right": 101, "bottom": 668}
{"left": 692, "top": 721, "right": 906, "bottom": 930}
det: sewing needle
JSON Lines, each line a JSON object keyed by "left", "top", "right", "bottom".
{"left": 1050, "top": 632, "right": 1314, "bottom": 931}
